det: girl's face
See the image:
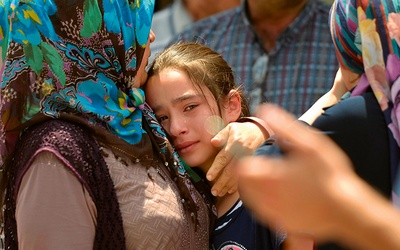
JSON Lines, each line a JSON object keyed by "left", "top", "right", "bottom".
{"left": 145, "top": 68, "right": 239, "bottom": 172}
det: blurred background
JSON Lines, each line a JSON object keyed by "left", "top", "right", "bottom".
{"left": 154, "top": 0, "right": 335, "bottom": 12}
{"left": 155, "top": 0, "right": 172, "bottom": 12}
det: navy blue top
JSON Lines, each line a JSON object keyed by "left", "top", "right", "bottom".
{"left": 211, "top": 200, "right": 284, "bottom": 250}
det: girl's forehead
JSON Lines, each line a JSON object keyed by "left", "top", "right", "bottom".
{"left": 148, "top": 67, "right": 220, "bottom": 105}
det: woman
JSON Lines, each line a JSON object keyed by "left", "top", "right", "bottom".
{"left": 302, "top": 0, "right": 400, "bottom": 201}
{"left": 0, "top": 0, "right": 265, "bottom": 248}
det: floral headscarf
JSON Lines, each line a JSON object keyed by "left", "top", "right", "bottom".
{"left": 330, "top": 0, "right": 400, "bottom": 206}
{"left": 0, "top": 0, "right": 154, "bottom": 163}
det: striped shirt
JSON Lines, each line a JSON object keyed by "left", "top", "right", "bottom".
{"left": 172, "top": 0, "right": 338, "bottom": 117}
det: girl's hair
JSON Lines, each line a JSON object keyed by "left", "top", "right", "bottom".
{"left": 147, "top": 42, "right": 250, "bottom": 117}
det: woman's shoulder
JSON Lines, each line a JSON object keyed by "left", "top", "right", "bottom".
{"left": 14, "top": 119, "right": 105, "bottom": 190}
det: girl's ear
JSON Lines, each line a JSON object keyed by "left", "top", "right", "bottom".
{"left": 223, "top": 89, "right": 242, "bottom": 123}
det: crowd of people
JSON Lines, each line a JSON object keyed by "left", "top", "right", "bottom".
{"left": 1, "top": 0, "right": 400, "bottom": 249}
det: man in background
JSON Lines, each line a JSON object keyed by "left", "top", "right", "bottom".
{"left": 150, "top": 0, "right": 240, "bottom": 63}
{"left": 172, "top": 0, "right": 338, "bottom": 117}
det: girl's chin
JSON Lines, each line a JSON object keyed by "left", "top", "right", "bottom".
{"left": 185, "top": 160, "right": 209, "bottom": 173}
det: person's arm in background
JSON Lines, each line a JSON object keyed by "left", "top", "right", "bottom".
{"left": 299, "top": 68, "right": 360, "bottom": 124}
{"left": 237, "top": 104, "right": 400, "bottom": 250}
{"left": 207, "top": 118, "right": 273, "bottom": 197}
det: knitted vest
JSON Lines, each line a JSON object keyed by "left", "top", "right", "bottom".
{"left": 4, "top": 119, "right": 125, "bottom": 249}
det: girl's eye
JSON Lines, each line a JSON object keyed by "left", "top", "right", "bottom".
{"left": 157, "top": 115, "right": 168, "bottom": 122}
{"left": 184, "top": 104, "right": 198, "bottom": 111}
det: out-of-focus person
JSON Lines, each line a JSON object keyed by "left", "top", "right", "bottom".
{"left": 149, "top": 0, "right": 240, "bottom": 63}
{"left": 238, "top": 104, "right": 400, "bottom": 250}
{"left": 247, "top": 0, "right": 400, "bottom": 248}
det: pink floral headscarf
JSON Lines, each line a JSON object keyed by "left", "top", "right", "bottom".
{"left": 330, "top": 0, "right": 400, "bottom": 206}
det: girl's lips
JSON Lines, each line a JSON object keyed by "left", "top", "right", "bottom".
{"left": 175, "top": 141, "right": 197, "bottom": 154}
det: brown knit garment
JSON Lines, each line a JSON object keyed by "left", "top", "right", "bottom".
{"left": 4, "top": 120, "right": 125, "bottom": 249}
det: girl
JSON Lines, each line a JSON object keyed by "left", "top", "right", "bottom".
{"left": 145, "top": 42, "right": 283, "bottom": 250}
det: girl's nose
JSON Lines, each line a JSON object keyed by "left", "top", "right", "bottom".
{"left": 168, "top": 117, "right": 188, "bottom": 138}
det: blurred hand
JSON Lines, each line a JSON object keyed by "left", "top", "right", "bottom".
{"left": 237, "top": 104, "right": 355, "bottom": 240}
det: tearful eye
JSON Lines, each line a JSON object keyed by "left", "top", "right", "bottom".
{"left": 158, "top": 116, "right": 168, "bottom": 122}
{"left": 185, "top": 104, "right": 198, "bottom": 111}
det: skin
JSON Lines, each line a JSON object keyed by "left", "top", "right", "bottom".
{"left": 237, "top": 104, "right": 400, "bottom": 249}
{"left": 207, "top": 121, "right": 266, "bottom": 196}
{"left": 183, "top": 0, "right": 240, "bottom": 21}
{"left": 299, "top": 67, "right": 361, "bottom": 124}
{"left": 247, "top": 0, "right": 308, "bottom": 50}
{"left": 145, "top": 67, "right": 243, "bottom": 215}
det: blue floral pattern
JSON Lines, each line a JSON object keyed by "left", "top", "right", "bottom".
{"left": 0, "top": 0, "right": 155, "bottom": 162}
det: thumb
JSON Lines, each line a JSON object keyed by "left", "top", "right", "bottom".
{"left": 211, "top": 125, "right": 230, "bottom": 148}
